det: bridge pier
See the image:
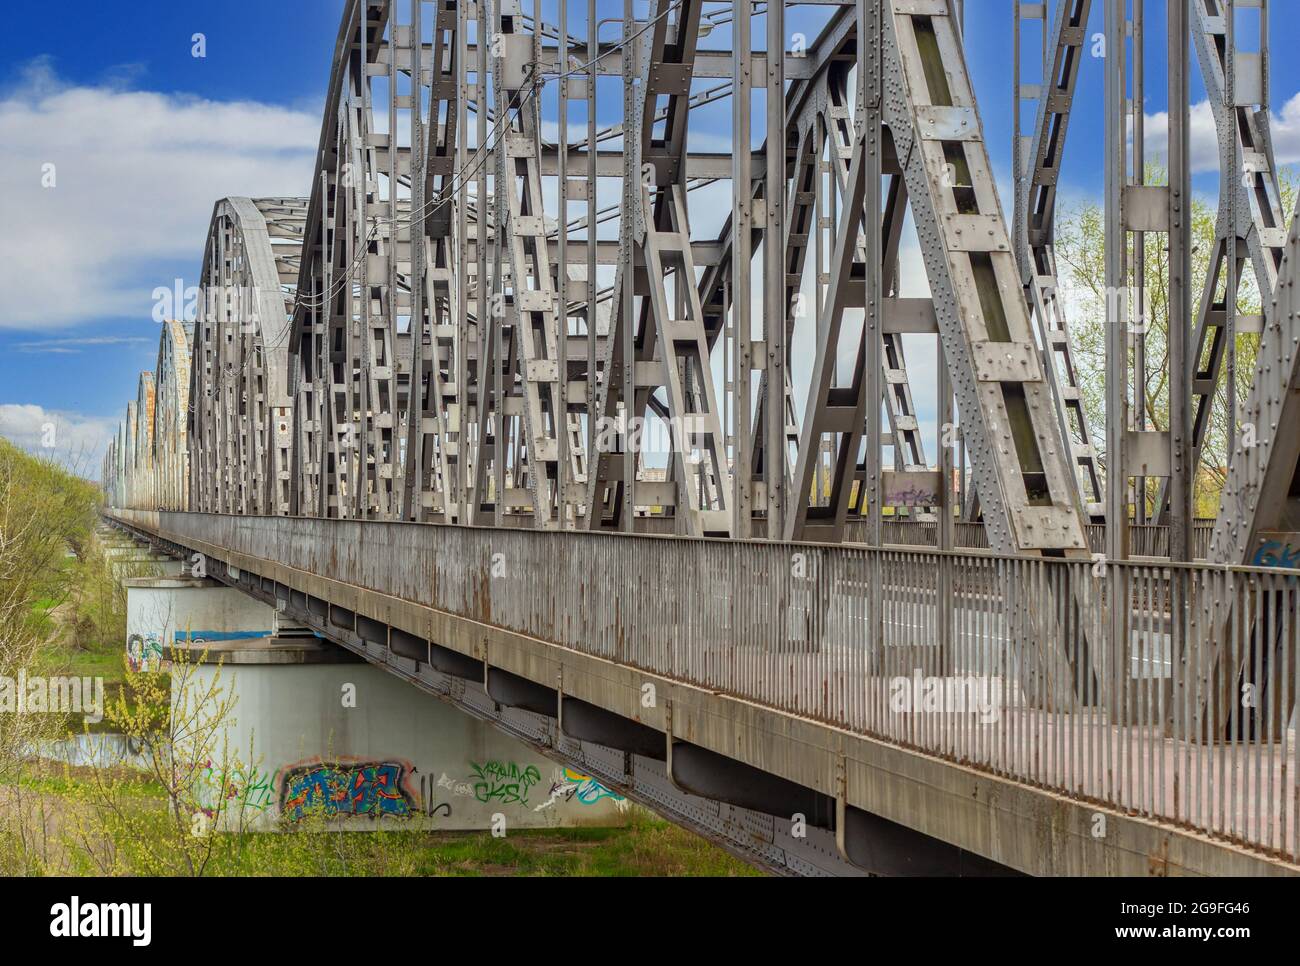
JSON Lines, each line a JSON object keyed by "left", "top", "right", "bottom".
{"left": 101, "top": 528, "right": 183, "bottom": 580}
{"left": 171, "top": 635, "right": 631, "bottom": 832}
{"left": 114, "top": 557, "right": 631, "bottom": 833}
{"left": 124, "top": 576, "right": 279, "bottom": 672}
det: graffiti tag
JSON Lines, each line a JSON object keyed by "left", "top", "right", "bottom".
{"left": 1252, "top": 537, "right": 1300, "bottom": 571}
{"left": 198, "top": 761, "right": 274, "bottom": 817}
{"left": 533, "top": 767, "right": 626, "bottom": 812}
{"left": 280, "top": 759, "right": 416, "bottom": 821}
{"left": 468, "top": 760, "right": 541, "bottom": 806}
{"left": 126, "top": 633, "right": 164, "bottom": 672}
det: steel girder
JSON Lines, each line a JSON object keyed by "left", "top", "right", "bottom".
{"left": 104, "top": 321, "right": 191, "bottom": 511}
{"left": 788, "top": 0, "right": 1089, "bottom": 557}
{"left": 488, "top": 0, "right": 580, "bottom": 529}
{"left": 132, "top": 371, "right": 156, "bottom": 509}
{"left": 583, "top": 0, "right": 728, "bottom": 536}
{"left": 821, "top": 67, "right": 932, "bottom": 512}
{"left": 1013, "top": 0, "right": 1102, "bottom": 522}
{"left": 154, "top": 319, "right": 193, "bottom": 511}
{"left": 1155, "top": 0, "right": 1289, "bottom": 522}
{"left": 190, "top": 197, "right": 305, "bottom": 516}
{"left": 109, "top": 0, "right": 1105, "bottom": 569}
{"left": 289, "top": 0, "right": 441, "bottom": 521}
{"left": 1198, "top": 195, "right": 1300, "bottom": 736}
{"left": 124, "top": 401, "right": 138, "bottom": 509}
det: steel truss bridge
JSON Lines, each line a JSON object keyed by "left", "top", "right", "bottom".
{"left": 102, "top": 0, "right": 1300, "bottom": 875}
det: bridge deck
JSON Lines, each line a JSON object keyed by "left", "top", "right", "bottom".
{"left": 110, "top": 509, "right": 1300, "bottom": 872}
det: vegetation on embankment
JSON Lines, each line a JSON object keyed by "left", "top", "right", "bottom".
{"left": 0, "top": 438, "right": 759, "bottom": 877}
{"left": 0, "top": 439, "right": 130, "bottom": 727}
{"left": 4, "top": 758, "right": 759, "bottom": 877}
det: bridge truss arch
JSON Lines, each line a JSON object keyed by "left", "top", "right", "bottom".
{"left": 288, "top": 0, "right": 465, "bottom": 523}
{"left": 189, "top": 196, "right": 306, "bottom": 516}
{"left": 154, "top": 318, "right": 193, "bottom": 510}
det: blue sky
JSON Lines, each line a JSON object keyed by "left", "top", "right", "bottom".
{"left": 1, "top": 0, "right": 1298, "bottom": 473}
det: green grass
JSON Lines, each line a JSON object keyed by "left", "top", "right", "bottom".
{"left": 3, "top": 764, "right": 762, "bottom": 877}
{"left": 35, "top": 645, "right": 125, "bottom": 683}
{"left": 200, "top": 813, "right": 764, "bottom": 877}
{"left": 4, "top": 766, "right": 167, "bottom": 801}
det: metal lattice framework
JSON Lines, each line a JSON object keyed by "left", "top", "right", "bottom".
{"left": 189, "top": 197, "right": 306, "bottom": 516}
{"left": 103, "top": 320, "right": 192, "bottom": 512}
{"left": 96, "top": 0, "right": 1300, "bottom": 868}
{"left": 105, "top": 0, "right": 1300, "bottom": 598}
{"left": 1013, "top": 0, "right": 1102, "bottom": 522}
{"left": 154, "top": 319, "right": 193, "bottom": 511}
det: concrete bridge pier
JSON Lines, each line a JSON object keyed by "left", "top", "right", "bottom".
{"left": 101, "top": 529, "right": 184, "bottom": 579}
{"left": 172, "top": 636, "right": 632, "bottom": 832}
{"left": 124, "top": 575, "right": 280, "bottom": 672}
{"left": 116, "top": 567, "right": 629, "bottom": 833}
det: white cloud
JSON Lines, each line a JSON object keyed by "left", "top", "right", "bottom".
{"left": 1143, "top": 93, "right": 1300, "bottom": 175}
{"left": 0, "top": 403, "right": 117, "bottom": 477}
{"left": 15, "top": 335, "right": 151, "bottom": 352}
{"left": 0, "top": 59, "right": 318, "bottom": 329}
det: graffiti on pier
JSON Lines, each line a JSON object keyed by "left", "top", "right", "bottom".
{"left": 533, "top": 764, "right": 624, "bottom": 811}
{"left": 199, "top": 761, "right": 274, "bottom": 817}
{"left": 279, "top": 758, "right": 416, "bottom": 821}
{"left": 882, "top": 470, "right": 942, "bottom": 509}
{"left": 534, "top": 767, "right": 626, "bottom": 812}
{"left": 126, "top": 633, "right": 164, "bottom": 672}
{"left": 468, "top": 760, "right": 541, "bottom": 806}
{"left": 438, "top": 772, "right": 475, "bottom": 799}
{"left": 416, "top": 774, "right": 453, "bottom": 818}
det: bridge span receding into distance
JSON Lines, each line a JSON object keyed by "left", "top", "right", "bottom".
{"left": 96, "top": 0, "right": 1300, "bottom": 876}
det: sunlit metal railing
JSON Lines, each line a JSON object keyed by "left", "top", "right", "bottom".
{"left": 117, "top": 509, "right": 1300, "bottom": 862}
{"left": 864, "top": 519, "right": 1217, "bottom": 559}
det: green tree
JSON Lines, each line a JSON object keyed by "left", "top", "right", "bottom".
{"left": 0, "top": 439, "right": 102, "bottom": 872}
{"left": 1054, "top": 162, "right": 1298, "bottom": 516}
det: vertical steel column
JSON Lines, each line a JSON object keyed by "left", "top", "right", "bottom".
{"left": 491, "top": 0, "right": 506, "bottom": 527}
{"left": 938, "top": 0, "right": 962, "bottom": 672}
{"left": 861, "top": 0, "right": 882, "bottom": 550}
{"left": 1165, "top": 0, "right": 1287, "bottom": 522}
{"left": 732, "top": 0, "right": 754, "bottom": 539}
{"left": 407, "top": 0, "right": 426, "bottom": 521}
{"left": 1168, "top": 0, "right": 1192, "bottom": 562}
{"left": 558, "top": 0, "right": 571, "bottom": 528}
{"left": 1133, "top": 0, "right": 1146, "bottom": 523}
{"left": 1015, "top": 0, "right": 1104, "bottom": 522}
{"left": 1104, "top": 0, "right": 1128, "bottom": 561}
{"left": 764, "top": 0, "right": 786, "bottom": 538}
{"left": 478, "top": 0, "right": 492, "bottom": 524}
{"left": 620, "top": 0, "right": 637, "bottom": 531}
{"left": 586, "top": 0, "right": 598, "bottom": 529}
{"left": 1103, "top": 0, "right": 1130, "bottom": 722}
{"left": 1224, "top": 0, "right": 1238, "bottom": 467}
{"left": 455, "top": 0, "right": 471, "bottom": 523}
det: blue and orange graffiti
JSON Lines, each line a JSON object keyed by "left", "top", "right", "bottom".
{"left": 279, "top": 759, "right": 416, "bottom": 821}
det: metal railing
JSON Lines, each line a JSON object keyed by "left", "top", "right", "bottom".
{"left": 863, "top": 519, "right": 1217, "bottom": 559}
{"left": 118, "top": 509, "right": 1300, "bottom": 863}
